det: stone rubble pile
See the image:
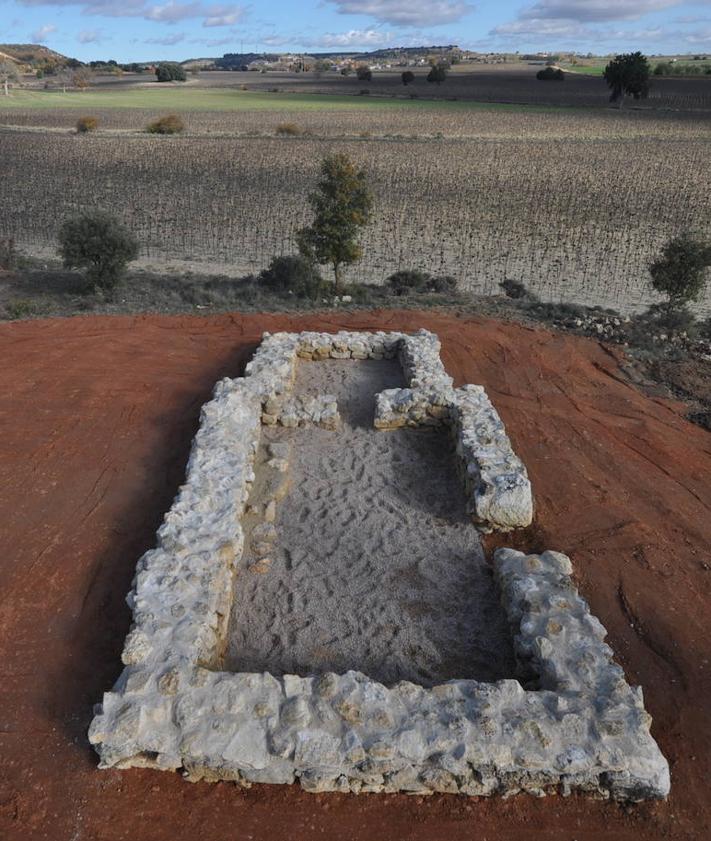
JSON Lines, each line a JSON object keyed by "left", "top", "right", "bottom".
{"left": 90, "top": 541, "right": 669, "bottom": 800}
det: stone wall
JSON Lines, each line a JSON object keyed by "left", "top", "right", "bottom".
{"left": 88, "top": 331, "right": 668, "bottom": 800}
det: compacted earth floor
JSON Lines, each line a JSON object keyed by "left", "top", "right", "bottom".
{"left": 1, "top": 310, "right": 710, "bottom": 841}
{"left": 226, "top": 359, "right": 515, "bottom": 686}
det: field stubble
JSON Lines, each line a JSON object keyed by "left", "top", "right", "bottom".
{"left": 1, "top": 104, "right": 710, "bottom": 314}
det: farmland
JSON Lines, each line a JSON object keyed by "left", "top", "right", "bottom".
{"left": 1, "top": 77, "right": 711, "bottom": 314}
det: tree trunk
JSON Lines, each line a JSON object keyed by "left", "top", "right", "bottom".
{"left": 333, "top": 262, "right": 342, "bottom": 296}
{"left": 3, "top": 80, "right": 8, "bottom": 97}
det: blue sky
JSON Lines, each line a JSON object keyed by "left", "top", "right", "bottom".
{"left": 2, "top": 0, "right": 711, "bottom": 62}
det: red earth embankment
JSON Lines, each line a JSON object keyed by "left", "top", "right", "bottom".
{"left": 0, "top": 311, "right": 709, "bottom": 841}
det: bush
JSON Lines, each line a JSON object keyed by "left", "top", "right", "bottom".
{"left": 386, "top": 269, "right": 430, "bottom": 295}
{"left": 259, "top": 255, "right": 325, "bottom": 299}
{"left": 76, "top": 116, "right": 99, "bottom": 133}
{"left": 649, "top": 232, "right": 711, "bottom": 308}
{"left": 500, "top": 278, "right": 533, "bottom": 299}
{"left": 155, "top": 63, "right": 186, "bottom": 83}
{"left": 426, "top": 274, "right": 458, "bottom": 294}
{"left": 536, "top": 66, "right": 565, "bottom": 81}
{"left": 146, "top": 114, "right": 185, "bottom": 134}
{"left": 427, "top": 65, "right": 447, "bottom": 85}
{"left": 276, "top": 122, "right": 303, "bottom": 136}
{"left": 356, "top": 66, "right": 372, "bottom": 82}
{"left": 643, "top": 302, "right": 697, "bottom": 335}
{"left": 58, "top": 210, "right": 139, "bottom": 292}
{"left": 401, "top": 71, "right": 415, "bottom": 86}
{"left": 5, "top": 299, "right": 35, "bottom": 319}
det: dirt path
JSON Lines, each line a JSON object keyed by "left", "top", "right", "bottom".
{"left": 0, "top": 310, "right": 709, "bottom": 841}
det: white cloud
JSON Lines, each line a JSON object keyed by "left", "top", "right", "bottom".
{"left": 189, "top": 35, "right": 234, "bottom": 45}
{"left": 203, "top": 5, "right": 245, "bottom": 27}
{"left": 32, "top": 23, "right": 57, "bottom": 42}
{"left": 685, "top": 28, "right": 711, "bottom": 44}
{"left": 492, "top": 0, "right": 689, "bottom": 44}
{"left": 144, "top": 31, "right": 186, "bottom": 44}
{"left": 20, "top": 0, "right": 246, "bottom": 27}
{"left": 301, "top": 29, "right": 393, "bottom": 48}
{"left": 146, "top": 2, "right": 203, "bottom": 23}
{"left": 328, "top": 0, "right": 472, "bottom": 28}
{"left": 78, "top": 28, "right": 102, "bottom": 42}
{"left": 519, "top": 0, "right": 682, "bottom": 23}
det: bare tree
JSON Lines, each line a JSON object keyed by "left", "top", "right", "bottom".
{"left": 0, "top": 60, "right": 20, "bottom": 97}
{"left": 72, "top": 67, "right": 93, "bottom": 90}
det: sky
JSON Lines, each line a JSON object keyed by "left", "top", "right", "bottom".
{"left": 2, "top": 0, "right": 711, "bottom": 62}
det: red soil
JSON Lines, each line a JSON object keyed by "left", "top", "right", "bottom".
{"left": 0, "top": 311, "right": 709, "bottom": 841}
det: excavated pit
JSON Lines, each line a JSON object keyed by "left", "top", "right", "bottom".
{"left": 224, "top": 359, "right": 517, "bottom": 687}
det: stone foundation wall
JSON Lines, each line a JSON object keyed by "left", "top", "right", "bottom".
{"left": 88, "top": 331, "right": 668, "bottom": 801}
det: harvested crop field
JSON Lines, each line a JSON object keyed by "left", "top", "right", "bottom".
{"left": 0, "top": 310, "right": 710, "bottom": 840}
{"left": 2, "top": 102, "right": 710, "bottom": 314}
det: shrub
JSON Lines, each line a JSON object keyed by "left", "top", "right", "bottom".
{"left": 259, "top": 255, "right": 325, "bottom": 299}
{"left": 426, "top": 274, "right": 458, "bottom": 294}
{"left": 155, "top": 63, "right": 186, "bottom": 83}
{"left": 386, "top": 269, "right": 430, "bottom": 295}
{"left": 5, "top": 299, "right": 35, "bottom": 319}
{"left": 58, "top": 210, "right": 139, "bottom": 292}
{"left": 76, "top": 116, "right": 98, "bottom": 133}
{"left": 401, "top": 71, "right": 415, "bottom": 86}
{"left": 500, "top": 278, "right": 531, "bottom": 299}
{"left": 649, "top": 232, "right": 711, "bottom": 309}
{"left": 276, "top": 122, "right": 303, "bottom": 136}
{"left": 356, "top": 66, "right": 372, "bottom": 82}
{"left": 643, "top": 302, "right": 697, "bottom": 335}
{"left": 146, "top": 114, "right": 185, "bottom": 134}
{"left": 536, "top": 66, "right": 565, "bottom": 81}
{"left": 427, "top": 65, "right": 447, "bottom": 85}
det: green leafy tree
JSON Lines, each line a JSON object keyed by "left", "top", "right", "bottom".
{"left": 427, "top": 64, "right": 447, "bottom": 85}
{"left": 155, "top": 62, "right": 187, "bottom": 82}
{"left": 649, "top": 233, "right": 711, "bottom": 309}
{"left": 297, "top": 154, "right": 373, "bottom": 294}
{"left": 603, "top": 51, "right": 650, "bottom": 107}
{"left": 401, "top": 70, "right": 415, "bottom": 86}
{"left": 58, "top": 211, "right": 139, "bottom": 292}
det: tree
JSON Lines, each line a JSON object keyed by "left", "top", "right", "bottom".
{"left": 72, "top": 67, "right": 93, "bottom": 90}
{"left": 58, "top": 211, "right": 139, "bottom": 292}
{"left": 649, "top": 233, "right": 711, "bottom": 309}
{"left": 155, "top": 63, "right": 186, "bottom": 82}
{"left": 401, "top": 70, "right": 415, "bottom": 86}
{"left": 0, "top": 61, "right": 19, "bottom": 97}
{"left": 356, "top": 65, "right": 372, "bottom": 82}
{"left": 297, "top": 153, "right": 373, "bottom": 295}
{"left": 427, "top": 64, "right": 447, "bottom": 85}
{"left": 603, "top": 51, "right": 650, "bottom": 108}
{"left": 312, "top": 60, "right": 331, "bottom": 78}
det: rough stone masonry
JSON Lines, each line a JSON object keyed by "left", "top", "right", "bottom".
{"left": 88, "top": 330, "right": 669, "bottom": 800}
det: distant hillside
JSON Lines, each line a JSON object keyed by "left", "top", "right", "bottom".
{"left": 0, "top": 43, "right": 72, "bottom": 67}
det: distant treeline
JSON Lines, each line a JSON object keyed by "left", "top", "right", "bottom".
{"left": 654, "top": 61, "right": 711, "bottom": 76}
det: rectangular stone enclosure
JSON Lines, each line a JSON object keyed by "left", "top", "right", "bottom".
{"left": 89, "top": 330, "right": 669, "bottom": 801}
